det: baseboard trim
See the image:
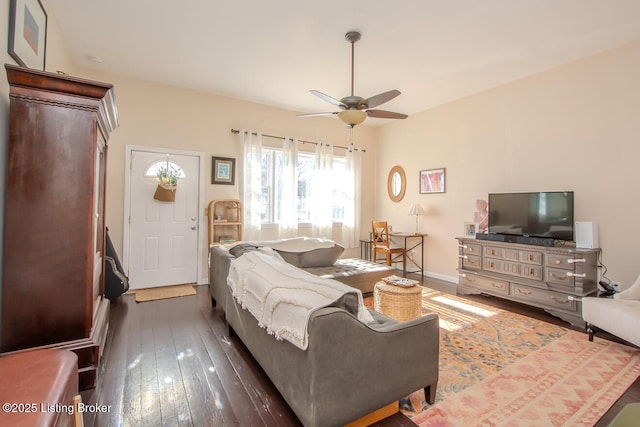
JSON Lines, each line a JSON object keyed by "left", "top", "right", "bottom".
{"left": 424, "top": 271, "right": 458, "bottom": 285}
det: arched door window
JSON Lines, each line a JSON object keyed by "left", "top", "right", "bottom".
{"left": 144, "top": 160, "right": 186, "bottom": 179}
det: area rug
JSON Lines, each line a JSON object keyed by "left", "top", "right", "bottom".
{"left": 364, "top": 287, "right": 640, "bottom": 426}
{"left": 134, "top": 283, "right": 196, "bottom": 302}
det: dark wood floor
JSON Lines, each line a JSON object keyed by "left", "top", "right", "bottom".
{"left": 81, "top": 274, "right": 639, "bottom": 426}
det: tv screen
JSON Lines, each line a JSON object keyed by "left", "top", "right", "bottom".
{"left": 488, "top": 192, "right": 574, "bottom": 241}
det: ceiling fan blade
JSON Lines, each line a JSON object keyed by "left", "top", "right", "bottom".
{"left": 361, "top": 89, "right": 401, "bottom": 109}
{"left": 296, "top": 111, "right": 338, "bottom": 118}
{"left": 310, "top": 90, "right": 346, "bottom": 108}
{"left": 366, "top": 109, "right": 408, "bottom": 119}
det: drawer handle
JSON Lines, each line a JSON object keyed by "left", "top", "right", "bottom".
{"left": 490, "top": 283, "right": 502, "bottom": 289}
{"left": 466, "top": 277, "right": 476, "bottom": 283}
{"left": 468, "top": 248, "right": 474, "bottom": 252}
{"left": 527, "top": 255, "right": 534, "bottom": 261}
{"left": 567, "top": 259, "right": 585, "bottom": 264}
{"left": 489, "top": 262, "right": 496, "bottom": 268}
{"left": 458, "top": 244, "right": 468, "bottom": 249}
{"left": 551, "top": 273, "right": 568, "bottom": 280}
{"left": 566, "top": 272, "right": 586, "bottom": 278}
{"left": 551, "top": 296, "right": 570, "bottom": 305}
{"left": 458, "top": 255, "right": 468, "bottom": 259}
{"left": 555, "top": 260, "right": 562, "bottom": 265}
{"left": 517, "top": 289, "right": 532, "bottom": 296}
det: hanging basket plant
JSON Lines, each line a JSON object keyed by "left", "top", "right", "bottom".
{"left": 153, "top": 164, "right": 179, "bottom": 202}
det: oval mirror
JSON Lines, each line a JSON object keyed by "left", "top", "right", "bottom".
{"left": 387, "top": 165, "right": 406, "bottom": 202}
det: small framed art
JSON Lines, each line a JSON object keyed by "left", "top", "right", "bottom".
{"left": 464, "top": 222, "right": 479, "bottom": 238}
{"left": 212, "top": 156, "right": 235, "bottom": 185}
{"left": 8, "top": 0, "right": 48, "bottom": 71}
{"left": 420, "top": 168, "right": 445, "bottom": 194}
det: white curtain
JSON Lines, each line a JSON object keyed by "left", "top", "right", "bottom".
{"left": 241, "top": 130, "right": 262, "bottom": 241}
{"left": 339, "top": 148, "right": 362, "bottom": 249}
{"left": 279, "top": 138, "right": 298, "bottom": 238}
{"left": 311, "top": 143, "right": 334, "bottom": 238}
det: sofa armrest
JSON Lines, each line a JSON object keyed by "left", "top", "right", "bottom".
{"left": 303, "top": 307, "right": 440, "bottom": 426}
{"left": 614, "top": 274, "right": 640, "bottom": 301}
{"left": 209, "top": 246, "right": 233, "bottom": 308}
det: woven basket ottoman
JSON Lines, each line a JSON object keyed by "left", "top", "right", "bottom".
{"left": 373, "top": 281, "right": 423, "bottom": 321}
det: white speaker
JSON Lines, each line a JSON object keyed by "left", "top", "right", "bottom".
{"left": 575, "top": 221, "right": 599, "bottom": 249}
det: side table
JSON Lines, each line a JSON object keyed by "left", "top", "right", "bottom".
{"left": 359, "top": 239, "right": 373, "bottom": 261}
{"left": 374, "top": 282, "right": 423, "bottom": 322}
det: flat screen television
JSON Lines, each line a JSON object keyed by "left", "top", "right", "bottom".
{"left": 488, "top": 191, "right": 575, "bottom": 241}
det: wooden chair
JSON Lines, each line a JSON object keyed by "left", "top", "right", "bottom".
{"left": 371, "top": 221, "right": 406, "bottom": 271}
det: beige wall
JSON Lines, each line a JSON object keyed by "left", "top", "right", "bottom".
{"left": 0, "top": 0, "right": 378, "bottom": 287}
{"left": 3, "top": 2, "right": 640, "bottom": 290}
{"left": 62, "top": 68, "right": 379, "bottom": 283}
{"left": 376, "top": 41, "right": 640, "bottom": 287}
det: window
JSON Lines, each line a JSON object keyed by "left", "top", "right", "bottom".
{"left": 259, "top": 148, "right": 347, "bottom": 224}
{"left": 144, "top": 161, "right": 186, "bottom": 178}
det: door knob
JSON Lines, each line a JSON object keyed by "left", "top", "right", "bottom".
{"left": 190, "top": 225, "right": 196, "bottom": 230}
{"left": 191, "top": 217, "right": 196, "bottom": 221}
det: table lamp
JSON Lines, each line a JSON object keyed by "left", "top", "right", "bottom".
{"left": 408, "top": 203, "right": 425, "bottom": 234}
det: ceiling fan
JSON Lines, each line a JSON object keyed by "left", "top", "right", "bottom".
{"left": 298, "top": 31, "right": 408, "bottom": 127}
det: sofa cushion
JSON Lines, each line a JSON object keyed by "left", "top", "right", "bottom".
{"left": 276, "top": 244, "right": 344, "bottom": 268}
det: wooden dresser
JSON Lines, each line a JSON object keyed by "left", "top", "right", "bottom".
{"left": 456, "top": 237, "right": 599, "bottom": 327}
{"left": 1, "top": 64, "right": 119, "bottom": 389}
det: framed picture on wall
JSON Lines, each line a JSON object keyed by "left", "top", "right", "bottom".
{"left": 8, "top": 0, "right": 48, "bottom": 71}
{"left": 212, "top": 156, "right": 235, "bottom": 185}
{"left": 420, "top": 168, "right": 446, "bottom": 194}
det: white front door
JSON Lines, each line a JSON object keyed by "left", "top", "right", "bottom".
{"left": 128, "top": 150, "right": 200, "bottom": 289}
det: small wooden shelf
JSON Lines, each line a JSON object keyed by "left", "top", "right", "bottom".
{"left": 208, "top": 199, "right": 243, "bottom": 245}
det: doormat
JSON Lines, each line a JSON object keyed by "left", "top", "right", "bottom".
{"left": 134, "top": 284, "right": 197, "bottom": 302}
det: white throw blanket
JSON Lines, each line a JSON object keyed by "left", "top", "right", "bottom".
{"left": 227, "top": 248, "right": 374, "bottom": 350}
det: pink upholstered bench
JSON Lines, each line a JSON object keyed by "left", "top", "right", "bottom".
{"left": 0, "top": 349, "right": 80, "bottom": 427}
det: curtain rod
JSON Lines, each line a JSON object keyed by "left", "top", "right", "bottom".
{"left": 230, "top": 129, "right": 365, "bottom": 152}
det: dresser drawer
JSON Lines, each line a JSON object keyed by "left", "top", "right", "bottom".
{"left": 483, "top": 258, "right": 503, "bottom": 273}
{"left": 511, "top": 284, "right": 577, "bottom": 312}
{"left": 461, "top": 254, "right": 482, "bottom": 270}
{"left": 520, "top": 265, "right": 543, "bottom": 281}
{"left": 503, "top": 248, "right": 520, "bottom": 262}
{"left": 546, "top": 253, "right": 579, "bottom": 270}
{"left": 501, "top": 260, "right": 521, "bottom": 276}
{"left": 461, "top": 274, "right": 509, "bottom": 295}
{"left": 461, "top": 242, "right": 482, "bottom": 256}
{"left": 484, "top": 246, "right": 503, "bottom": 258}
{"left": 545, "top": 267, "right": 575, "bottom": 287}
{"left": 520, "top": 250, "right": 543, "bottom": 265}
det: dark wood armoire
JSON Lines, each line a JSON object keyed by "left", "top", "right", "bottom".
{"left": 2, "top": 64, "right": 119, "bottom": 389}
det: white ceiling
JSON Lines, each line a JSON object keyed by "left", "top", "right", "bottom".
{"left": 48, "top": 0, "right": 640, "bottom": 125}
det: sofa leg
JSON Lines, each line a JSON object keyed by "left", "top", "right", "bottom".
{"left": 228, "top": 323, "right": 236, "bottom": 338}
{"left": 424, "top": 383, "right": 437, "bottom": 405}
{"left": 586, "top": 323, "right": 595, "bottom": 342}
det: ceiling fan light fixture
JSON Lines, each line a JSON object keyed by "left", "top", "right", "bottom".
{"left": 300, "top": 30, "right": 406, "bottom": 124}
{"left": 337, "top": 109, "right": 367, "bottom": 126}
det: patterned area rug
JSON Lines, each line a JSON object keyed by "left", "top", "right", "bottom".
{"left": 365, "top": 287, "right": 640, "bottom": 426}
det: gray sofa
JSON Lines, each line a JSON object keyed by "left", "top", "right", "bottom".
{"left": 209, "top": 245, "right": 439, "bottom": 427}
